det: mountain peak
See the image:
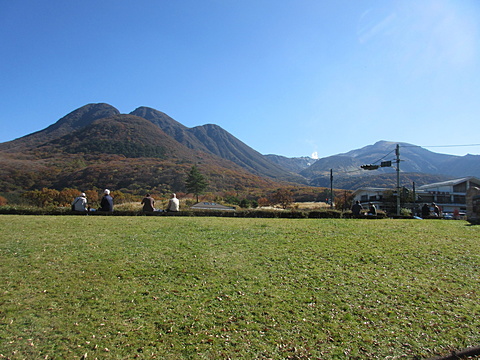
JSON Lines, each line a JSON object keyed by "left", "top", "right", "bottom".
{"left": 0, "top": 103, "right": 120, "bottom": 152}
{"left": 48, "top": 103, "right": 120, "bottom": 131}
{"left": 130, "top": 107, "right": 186, "bottom": 131}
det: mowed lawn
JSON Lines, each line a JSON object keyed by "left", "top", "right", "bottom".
{"left": 0, "top": 215, "right": 479, "bottom": 359}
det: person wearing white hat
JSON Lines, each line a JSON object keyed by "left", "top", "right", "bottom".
{"left": 72, "top": 192, "right": 88, "bottom": 212}
{"left": 99, "top": 189, "right": 114, "bottom": 212}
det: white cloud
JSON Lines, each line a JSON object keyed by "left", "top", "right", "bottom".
{"left": 357, "top": 8, "right": 397, "bottom": 44}
{"left": 358, "top": 0, "right": 479, "bottom": 74}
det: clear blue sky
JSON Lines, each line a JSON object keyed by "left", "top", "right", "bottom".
{"left": 1, "top": 0, "right": 479, "bottom": 158}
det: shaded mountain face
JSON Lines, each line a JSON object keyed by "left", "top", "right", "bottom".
{"left": 186, "top": 124, "right": 301, "bottom": 180}
{"left": 130, "top": 107, "right": 210, "bottom": 152}
{"left": 437, "top": 154, "right": 480, "bottom": 178}
{"left": 130, "top": 107, "right": 189, "bottom": 142}
{"left": 131, "top": 107, "right": 306, "bottom": 183}
{"left": 0, "top": 103, "right": 120, "bottom": 152}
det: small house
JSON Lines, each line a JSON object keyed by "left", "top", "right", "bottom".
{"left": 352, "top": 187, "right": 388, "bottom": 211}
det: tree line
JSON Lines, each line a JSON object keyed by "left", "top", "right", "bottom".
{"left": 4, "top": 165, "right": 345, "bottom": 210}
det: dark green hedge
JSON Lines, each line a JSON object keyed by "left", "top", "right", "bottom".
{"left": 0, "top": 206, "right": 388, "bottom": 219}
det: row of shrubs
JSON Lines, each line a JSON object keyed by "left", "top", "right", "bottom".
{"left": 0, "top": 206, "right": 392, "bottom": 219}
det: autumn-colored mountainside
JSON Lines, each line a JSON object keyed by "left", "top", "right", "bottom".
{"left": 0, "top": 111, "right": 288, "bottom": 194}
{"left": 3, "top": 103, "right": 477, "bottom": 195}
{"left": 39, "top": 115, "right": 189, "bottom": 159}
{"left": 0, "top": 103, "right": 120, "bottom": 152}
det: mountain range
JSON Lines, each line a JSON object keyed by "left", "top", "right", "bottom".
{"left": 0, "top": 103, "right": 478, "bottom": 194}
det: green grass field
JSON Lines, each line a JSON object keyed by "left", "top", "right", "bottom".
{"left": 0, "top": 215, "right": 479, "bottom": 359}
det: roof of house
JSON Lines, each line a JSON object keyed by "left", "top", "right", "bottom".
{"left": 417, "top": 176, "right": 480, "bottom": 190}
{"left": 191, "top": 202, "right": 236, "bottom": 211}
{"left": 352, "top": 177, "right": 480, "bottom": 196}
{"left": 352, "top": 187, "right": 389, "bottom": 195}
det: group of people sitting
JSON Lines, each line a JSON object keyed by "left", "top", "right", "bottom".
{"left": 140, "top": 193, "right": 179, "bottom": 212}
{"left": 421, "top": 202, "right": 440, "bottom": 218}
{"left": 351, "top": 200, "right": 443, "bottom": 218}
{"left": 71, "top": 190, "right": 179, "bottom": 213}
{"left": 351, "top": 200, "right": 377, "bottom": 217}
{"left": 72, "top": 189, "right": 114, "bottom": 212}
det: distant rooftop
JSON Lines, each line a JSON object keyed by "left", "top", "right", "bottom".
{"left": 417, "top": 176, "right": 480, "bottom": 189}
{"left": 191, "top": 202, "right": 236, "bottom": 211}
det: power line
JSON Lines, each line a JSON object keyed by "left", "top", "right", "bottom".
{"left": 325, "top": 142, "right": 480, "bottom": 176}
{"left": 403, "top": 143, "right": 480, "bottom": 149}
{"left": 370, "top": 149, "right": 395, "bottom": 165}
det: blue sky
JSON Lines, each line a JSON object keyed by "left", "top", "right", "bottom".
{"left": 1, "top": 0, "right": 479, "bottom": 158}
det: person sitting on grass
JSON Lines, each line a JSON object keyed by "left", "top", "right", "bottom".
{"left": 166, "top": 193, "right": 179, "bottom": 212}
{"left": 351, "top": 200, "right": 363, "bottom": 217}
{"left": 141, "top": 193, "right": 155, "bottom": 212}
{"left": 72, "top": 193, "right": 88, "bottom": 212}
{"left": 432, "top": 202, "right": 440, "bottom": 217}
{"left": 98, "top": 189, "right": 114, "bottom": 212}
{"left": 368, "top": 202, "right": 377, "bottom": 216}
{"left": 421, "top": 203, "right": 430, "bottom": 218}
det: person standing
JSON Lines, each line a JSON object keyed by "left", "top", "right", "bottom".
{"left": 141, "top": 193, "right": 155, "bottom": 212}
{"left": 166, "top": 193, "right": 179, "bottom": 212}
{"left": 72, "top": 192, "right": 88, "bottom": 212}
{"left": 99, "top": 189, "right": 114, "bottom": 212}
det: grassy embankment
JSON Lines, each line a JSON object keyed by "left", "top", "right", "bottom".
{"left": 0, "top": 216, "right": 479, "bottom": 359}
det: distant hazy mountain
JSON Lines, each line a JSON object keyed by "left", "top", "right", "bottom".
{"left": 300, "top": 140, "right": 480, "bottom": 189}
{"left": 264, "top": 154, "right": 316, "bottom": 173}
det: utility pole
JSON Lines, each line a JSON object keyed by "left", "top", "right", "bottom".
{"left": 395, "top": 144, "right": 401, "bottom": 216}
{"left": 330, "top": 169, "right": 334, "bottom": 209}
{"left": 412, "top": 181, "right": 416, "bottom": 216}
{"left": 360, "top": 144, "right": 400, "bottom": 215}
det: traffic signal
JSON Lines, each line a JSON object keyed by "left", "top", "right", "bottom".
{"left": 360, "top": 164, "right": 379, "bottom": 170}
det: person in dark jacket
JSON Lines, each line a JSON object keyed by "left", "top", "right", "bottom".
{"left": 421, "top": 203, "right": 430, "bottom": 218}
{"left": 141, "top": 193, "right": 155, "bottom": 212}
{"left": 351, "top": 200, "right": 363, "bottom": 217}
{"left": 99, "top": 189, "right": 114, "bottom": 212}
